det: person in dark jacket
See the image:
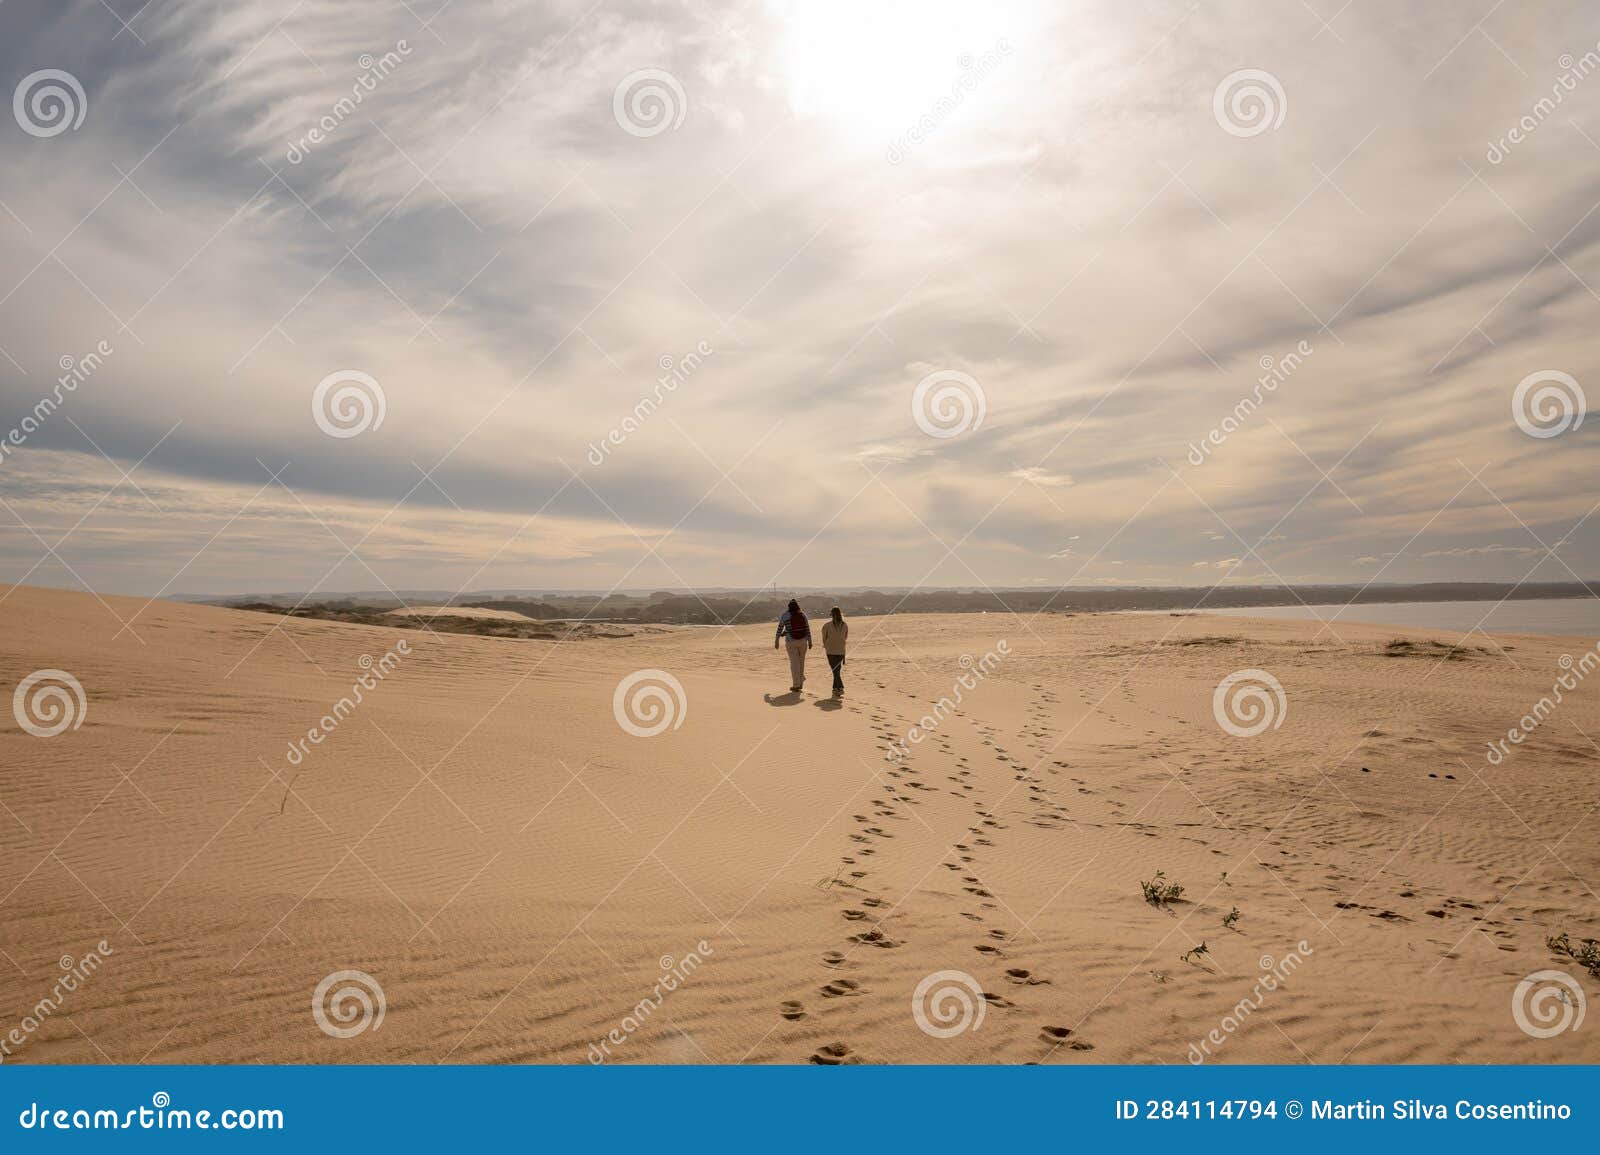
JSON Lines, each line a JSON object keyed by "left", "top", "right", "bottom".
{"left": 774, "top": 599, "right": 811, "bottom": 691}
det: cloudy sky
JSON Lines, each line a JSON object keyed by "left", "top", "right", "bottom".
{"left": 1, "top": 0, "right": 1597, "bottom": 598}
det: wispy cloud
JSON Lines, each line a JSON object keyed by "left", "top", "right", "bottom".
{"left": 2, "top": 0, "right": 1598, "bottom": 594}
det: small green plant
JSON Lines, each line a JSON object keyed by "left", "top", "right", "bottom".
{"left": 1547, "top": 931, "right": 1600, "bottom": 976}
{"left": 1140, "top": 870, "right": 1184, "bottom": 906}
{"left": 1222, "top": 906, "right": 1240, "bottom": 930}
{"left": 1180, "top": 941, "right": 1210, "bottom": 964}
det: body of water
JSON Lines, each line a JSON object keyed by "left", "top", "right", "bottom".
{"left": 1197, "top": 598, "right": 1600, "bottom": 638}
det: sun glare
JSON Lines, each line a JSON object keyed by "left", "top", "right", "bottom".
{"left": 777, "top": 0, "right": 1027, "bottom": 149}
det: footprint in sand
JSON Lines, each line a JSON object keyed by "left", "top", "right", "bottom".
{"left": 1039, "top": 1025, "right": 1095, "bottom": 1050}
{"left": 848, "top": 929, "right": 900, "bottom": 948}
{"left": 821, "top": 951, "right": 847, "bottom": 967}
{"left": 964, "top": 886, "right": 994, "bottom": 898}
{"left": 808, "top": 1041, "right": 861, "bottom": 1065}
{"left": 1005, "top": 968, "right": 1049, "bottom": 985}
{"left": 987, "top": 929, "right": 1009, "bottom": 941}
{"left": 842, "top": 909, "right": 868, "bottom": 920}
{"left": 974, "top": 943, "right": 1003, "bottom": 956}
{"left": 960, "top": 912, "right": 984, "bottom": 922}
{"left": 820, "top": 979, "right": 862, "bottom": 998}
{"left": 780, "top": 1000, "right": 807, "bottom": 1020}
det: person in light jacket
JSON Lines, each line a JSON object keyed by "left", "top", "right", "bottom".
{"left": 774, "top": 599, "right": 811, "bottom": 691}
{"left": 820, "top": 607, "right": 847, "bottom": 697}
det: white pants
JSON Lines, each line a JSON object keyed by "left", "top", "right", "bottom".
{"left": 786, "top": 638, "right": 808, "bottom": 687}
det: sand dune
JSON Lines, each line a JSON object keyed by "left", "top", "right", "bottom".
{"left": 2, "top": 583, "right": 1597, "bottom": 1064}
{"left": 386, "top": 605, "right": 539, "bottom": 621}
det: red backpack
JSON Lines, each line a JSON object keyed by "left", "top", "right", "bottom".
{"left": 788, "top": 609, "right": 809, "bottom": 638}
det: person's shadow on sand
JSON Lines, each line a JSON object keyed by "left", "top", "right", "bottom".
{"left": 763, "top": 691, "right": 803, "bottom": 706}
{"left": 813, "top": 697, "right": 842, "bottom": 712}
